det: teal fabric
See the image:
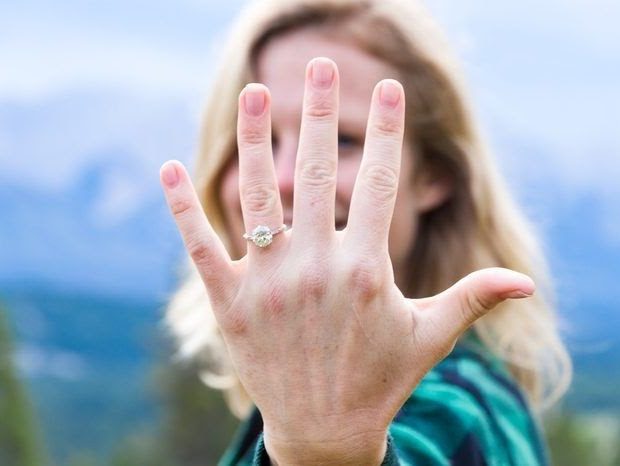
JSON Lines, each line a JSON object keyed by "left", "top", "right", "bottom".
{"left": 218, "top": 335, "right": 548, "bottom": 465}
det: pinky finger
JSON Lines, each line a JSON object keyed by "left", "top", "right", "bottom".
{"left": 160, "top": 160, "right": 237, "bottom": 307}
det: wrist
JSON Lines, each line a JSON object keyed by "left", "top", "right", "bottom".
{"left": 263, "top": 427, "right": 388, "bottom": 466}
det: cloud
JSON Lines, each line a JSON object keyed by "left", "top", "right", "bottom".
{"left": 0, "top": 91, "right": 197, "bottom": 189}
{"left": 427, "top": 0, "right": 620, "bottom": 197}
{"left": 0, "top": 27, "right": 216, "bottom": 100}
{"left": 0, "top": 1, "right": 242, "bottom": 100}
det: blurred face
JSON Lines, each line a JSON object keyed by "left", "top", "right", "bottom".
{"left": 220, "top": 29, "right": 440, "bottom": 284}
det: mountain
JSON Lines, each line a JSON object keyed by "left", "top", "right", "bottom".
{"left": 0, "top": 167, "right": 182, "bottom": 300}
{"left": 0, "top": 90, "right": 618, "bottom": 463}
{"left": 1, "top": 288, "right": 167, "bottom": 463}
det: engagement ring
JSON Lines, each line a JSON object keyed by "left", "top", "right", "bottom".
{"left": 243, "top": 224, "right": 288, "bottom": 248}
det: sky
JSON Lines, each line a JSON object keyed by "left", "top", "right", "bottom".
{"left": 1, "top": 0, "right": 618, "bottom": 251}
{"left": 2, "top": 0, "right": 618, "bottom": 191}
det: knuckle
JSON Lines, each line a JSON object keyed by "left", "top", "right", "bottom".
{"left": 370, "top": 117, "right": 403, "bottom": 138}
{"left": 240, "top": 124, "right": 269, "bottom": 146}
{"left": 299, "top": 158, "right": 337, "bottom": 189}
{"left": 258, "top": 285, "right": 286, "bottom": 319}
{"left": 360, "top": 163, "right": 398, "bottom": 201}
{"left": 461, "top": 290, "right": 494, "bottom": 322}
{"left": 169, "top": 197, "right": 193, "bottom": 217}
{"left": 297, "top": 264, "right": 330, "bottom": 303}
{"left": 186, "top": 237, "right": 214, "bottom": 267}
{"left": 241, "top": 182, "right": 278, "bottom": 214}
{"left": 222, "top": 306, "right": 249, "bottom": 336}
{"left": 347, "top": 258, "right": 383, "bottom": 303}
{"left": 304, "top": 97, "right": 336, "bottom": 120}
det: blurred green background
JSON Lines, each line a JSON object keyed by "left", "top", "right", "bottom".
{"left": 2, "top": 297, "right": 619, "bottom": 466}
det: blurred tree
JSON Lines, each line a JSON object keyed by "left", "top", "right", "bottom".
{"left": 546, "top": 410, "right": 620, "bottom": 466}
{"left": 66, "top": 451, "right": 101, "bottom": 466}
{"left": 0, "top": 302, "right": 46, "bottom": 466}
{"left": 98, "top": 347, "right": 240, "bottom": 465}
{"left": 155, "top": 359, "right": 239, "bottom": 466}
{"left": 109, "top": 433, "right": 169, "bottom": 466}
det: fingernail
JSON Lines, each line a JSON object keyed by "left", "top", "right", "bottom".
{"left": 311, "top": 58, "right": 334, "bottom": 89}
{"left": 161, "top": 162, "right": 179, "bottom": 188}
{"left": 244, "top": 83, "right": 266, "bottom": 116}
{"left": 379, "top": 80, "right": 401, "bottom": 108}
{"left": 503, "top": 290, "right": 533, "bottom": 299}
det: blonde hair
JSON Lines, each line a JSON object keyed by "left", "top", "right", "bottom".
{"left": 166, "top": 0, "right": 571, "bottom": 418}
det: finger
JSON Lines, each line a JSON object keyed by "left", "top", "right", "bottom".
{"left": 420, "top": 267, "right": 536, "bottom": 340}
{"left": 292, "top": 57, "right": 339, "bottom": 246}
{"left": 237, "top": 83, "right": 285, "bottom": 257}
{"left": 345, "top": 79, "right": 405, "bottom": 256}
{"left": 160, "top": 160, "right": 236, "bottom": 306}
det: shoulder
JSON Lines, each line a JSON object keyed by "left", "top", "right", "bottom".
{"left": 391, "top": 334, "right": 548, "bottom": 465}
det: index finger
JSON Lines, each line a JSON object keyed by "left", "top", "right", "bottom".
{"left": 345, "top": 79, "right": 405, "bottom": 257}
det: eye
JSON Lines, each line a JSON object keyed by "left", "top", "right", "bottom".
{"left": 338, "top": 133, "right": 356, "bottom": 148}
{"left": 337, "top": 132, "right": 362, "bottom": 156}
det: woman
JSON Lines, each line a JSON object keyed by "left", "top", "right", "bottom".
{"left": 160, "top": 0, "right": 572, "bottom": 464}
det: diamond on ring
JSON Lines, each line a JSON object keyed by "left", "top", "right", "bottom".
{"left": 243, "top": 224, "right": 288, "bottom": 248}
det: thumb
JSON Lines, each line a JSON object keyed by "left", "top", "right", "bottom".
{"left": 424, "top": 267, "right": 535, "bottom": 339}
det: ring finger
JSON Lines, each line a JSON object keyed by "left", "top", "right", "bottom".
{"left": 237, "top": 83, "right": 285, "bottom": 257}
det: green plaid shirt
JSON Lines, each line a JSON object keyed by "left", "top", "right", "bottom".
{"left": 218, "top": 335, "right": 548, "bottom": 465}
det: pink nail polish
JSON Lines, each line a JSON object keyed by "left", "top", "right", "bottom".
{"left": 161, "top": 163, "right": 179, "bottom": 188}
{"left": 244, "top": 84, "right": 266, "bottom": 116}
{"left": 379, "top": 80, "right": 401, "bottom": 108}
{"left": 311, "top": 58, "right": 334, "bottom": 89}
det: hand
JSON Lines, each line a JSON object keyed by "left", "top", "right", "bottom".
{"left": 160, "top": 58, "right": 534, "bottom": 465}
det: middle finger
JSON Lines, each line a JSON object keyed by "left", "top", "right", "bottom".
{"left": 292, "top": 57, "right": 339, "bottom": 247}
